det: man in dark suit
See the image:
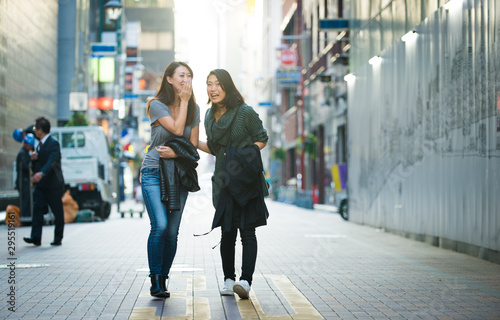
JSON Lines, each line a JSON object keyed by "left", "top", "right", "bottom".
{"left": 24, "top": 117, "right": 65, "bottom": 246}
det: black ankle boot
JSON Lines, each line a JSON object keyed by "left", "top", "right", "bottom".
{"left": 158, "top": 275, "right": 170, "bottom": 298}
{"left": 150, "top": 275, "right": 168, "bottom": 298}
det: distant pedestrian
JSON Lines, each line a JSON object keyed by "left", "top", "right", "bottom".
{"left": 23, "top": 117, "right": 65, "bottom": 246}
{"left": 198, "top": 69, "right": 269, "bottom": 299}
{"left": 15, "top": 133, "right": 35, "bottom": 219}
{"left": 140, "top": 61, "right": 200, "bottom": 298}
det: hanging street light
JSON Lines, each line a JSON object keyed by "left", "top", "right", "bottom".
{"left": 104, "top": 0, "right": 123, "bottom": 21}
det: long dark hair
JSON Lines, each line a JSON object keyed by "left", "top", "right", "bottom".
{"left": 206, "top": 69, "right": 244, "bottom": 110}
{"left": 147, "top": 61, "right": 196, "bottom": 126}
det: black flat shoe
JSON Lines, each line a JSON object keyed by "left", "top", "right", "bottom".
{"left": 24, "top": 237, "right": 41, "bottom": 246}
{"left": 50, "top": 241, "right": 62, "bottom": 246}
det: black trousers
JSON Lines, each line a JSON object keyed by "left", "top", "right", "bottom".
{"left": 220, "top": 227, "right": 257, "bottom": 286}
{"left": 18, "top": 179, "right": 32, "bottom": 218}
{"left": 31, "top": 186, "right": 65, "bottom": 242}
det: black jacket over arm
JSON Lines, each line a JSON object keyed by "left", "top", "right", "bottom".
{"left": 212, "top": 145, "right": 269, "bottom": 232}
{"left": 159, "top": 136, "right": 200, "bottom": 211}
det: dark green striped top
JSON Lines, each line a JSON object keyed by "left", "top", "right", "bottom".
{"left": 205, "top": 103, "right": 269, "bottom": 207}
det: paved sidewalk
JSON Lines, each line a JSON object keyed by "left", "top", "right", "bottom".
{"left": 1, "top": 188, "right": 500, "bottom": 319}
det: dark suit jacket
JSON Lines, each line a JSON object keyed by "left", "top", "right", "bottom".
{"left": 31, "top": 135, "right": 65, "bottom": 189}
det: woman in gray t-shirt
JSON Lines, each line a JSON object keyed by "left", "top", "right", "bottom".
{"left": 140, "top": 61, "right": 200, "bottom": 298}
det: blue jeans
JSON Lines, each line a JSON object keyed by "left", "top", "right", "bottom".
{"left": 141, "top": 167, "right": 188, "bottom": 277}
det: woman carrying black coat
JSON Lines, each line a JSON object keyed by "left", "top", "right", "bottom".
{"left": 198, "top": 69, "right": 269, "bottom": 299}
{"left": 140, "top": 61, "right": 200, "bottom": 298}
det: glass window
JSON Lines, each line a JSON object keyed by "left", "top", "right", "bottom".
{"left": 76, "top": 132, "right": 85, "bottom": 147}
{"left": 58, "top": 131, "right": 85, "bottom": 148}
{"left": 157, "top": 32, "right": 173, "bottom": 50}
{"left": 62, "top": 133, "right": 75, "bottom": 148}
{"left": 139, "top": 32, "right": 173, "bottom": 50}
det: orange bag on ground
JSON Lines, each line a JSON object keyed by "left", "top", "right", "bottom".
{"left": 5, "top": 205, "right": 21, "bottom": 227}
{"left": 62, "top": 190, "right": 78, "bottom": 223}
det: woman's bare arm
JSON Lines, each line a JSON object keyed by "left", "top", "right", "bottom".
{"left": 198, "top": 140, "right": 211, "bottom": 154}
{"left": 254, "top": 142, "right": 267, "bottom": 150}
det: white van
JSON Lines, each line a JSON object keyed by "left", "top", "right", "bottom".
{"left": 51, "top": 126, "right": 113, "bottom": 219}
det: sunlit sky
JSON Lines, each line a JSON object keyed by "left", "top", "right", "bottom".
{"left": 174, "top": 0, "right": 219, "bottom": 112}
{"left": 173, "top": 0, "right": 223, "bottom": 171}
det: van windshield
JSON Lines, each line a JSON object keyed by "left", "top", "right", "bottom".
{"left": 56, "top": 132, "right": 85, "bottom": 148}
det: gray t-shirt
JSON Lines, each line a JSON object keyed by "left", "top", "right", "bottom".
{"left": 141, "top": 99, "right": 200, "bottom": 170}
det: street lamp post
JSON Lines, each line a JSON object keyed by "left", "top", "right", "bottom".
{"left": 279, "top": 34, "right": 309, "bottom": 191}
{"left": 106, "top": 1, "right": 124, "bottom": 206}
{"left": 95, "top": 0, "right": 124, "bottom": 205}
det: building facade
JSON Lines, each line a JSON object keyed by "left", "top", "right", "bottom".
{"left": 347, "top": 0, "right": 500, "bottom": 261}
{"left": 272, "top": 0, "right": 349, "bottom": 206}
{"left": 0, "top": 0, "right": 59, "bottom": 205}
{"left": 124, "top": 0, "right": 174, "bottom": 92}
{"left": 57, "top": 0, "right": 93, "bottom": 126}
{"left": 123, "top": 0, "right": 175, "bottom": 147}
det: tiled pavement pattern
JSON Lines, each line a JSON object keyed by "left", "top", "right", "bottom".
{"left": 1, "top": 186, "right": 500, "bottom": 319}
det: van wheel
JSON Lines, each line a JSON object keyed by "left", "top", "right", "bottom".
{"left": 99, "top": 202, "right": 111, "bottom": 220}
{"left": 339, "top": 199, "right": 348, "bottom": 221}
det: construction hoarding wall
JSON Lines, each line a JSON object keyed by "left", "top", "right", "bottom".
{"left": 347, "top": 0, "right": 500, "bottom": 257}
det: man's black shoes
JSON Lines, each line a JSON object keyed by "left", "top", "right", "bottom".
{"left": 23, "top": 237, "right": 62, "bottom": 246}
{"left": 23, "top": 237, "right": 41, "bottom": 246}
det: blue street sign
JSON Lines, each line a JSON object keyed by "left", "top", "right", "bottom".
{"left": 124, "top": 93, "right": 138, "bottom": 99}
{"left": 318, "top": 19, "right": 349, "bottom": 30}
{"left": 276, "top": 68, "right": 301, "bottom": 85}
{"left": 91, "top": 44, "right": 116, "bottom": 53}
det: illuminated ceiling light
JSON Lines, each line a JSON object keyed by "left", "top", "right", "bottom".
{"left": 402, "top": 30, "right": 418, "bottom": 43}
{"left": 369, "top": 56, "right": 382, "bottom": 66}
{"left": 336, "top": 31, "right": 347, "bottom": 41}
{"left": 344, "top": 74, "right": 355, "bottom": 82}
